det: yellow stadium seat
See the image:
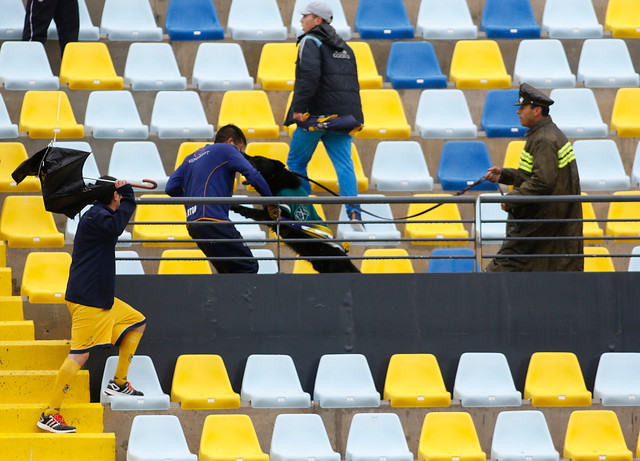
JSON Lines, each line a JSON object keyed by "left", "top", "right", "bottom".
{"left": 218, "top": 90, "right": 279, "bottom": 139}
{"left": 174, "top": 142, "right": 209, "bottom": 170}
{"left": 564, "top": 410, "right": 632, "bottom": 461}
{"left": 0, "top": 241, "right": 5, "bottom": 267}
{"left": 582, "top": 194, "right": 603, "bottom": 244}
{"left": 405, "top": 194, "right": 469, "bottom": 245}
{"left": 21, "top": 252, "right": 71, "bottom": 304}
{"left": 292, "top": 259, "right": 319, "bottom": 273}
{"left": 199, "top": 414, "right": 269, "bottom": 461}
{"left": 307, "top": 142, "right": 369, "bottom": 193}
{"left": 0, "top": 195, "right": 64, "bottom": 248}
{"left": 0, "top": 296, "right": 25, "bottom": 321}
{"left": 59, "top": 42, "right": 123, "bottom": 90}
{"left": 19, "top": 91, "right": 84, "bottom": 139}
{"left": 605, "top": 0, "right": 640, "bottom": 38}
{"left": 0, "top": 321, "right": 34, "bottom": 341}
{"left": 256, "top": 43, "right": 297, "bottom": 91}
{"left": 0, "top": 267, "right": 10, "bottom": 296}
{"left": 171, "top": 354, "right": 241, "bottom": 409}
{"left": 348, "top": 41, "right": 383, "bottom": 89}
{"left": 132, "top": 195, "right": 195, "bottom": 247}
{"left": 504, "top": 141, "right": 525, "bottom": 169}
{"left": 584, "top": 247, "right": 615, "bottom": 272}
{"left": 450, "top": 40, "right": 511, "bottom": 89}
{"left": 524, "top": 352, "right": 592, "bottom": 406}
{"left": 361, "top": 248, "right": 414, "bottom": 273}
{"left": 611, "top": 88, "right": 640, "bottom": 137}
{"left": 0, "top": 143, "right": 40, "bottom": 192}
{"left": 357, "top": 89, "right": 411, "bottom": 138}
{"left": 384, "top": 353, "right": 451, "bottom": 407}
{"left": 158, "top": 249, "right": 212, "bottom": 274}
{"left": 418, "top": 412, "right": 486, "bottom": 461}
{"left": 606, "top": 191, "right": 640, "bottom": 243}
{"left": 245, "top": 142, "right": 289, "bottom": 164}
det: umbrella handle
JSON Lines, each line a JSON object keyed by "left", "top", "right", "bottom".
{"left": 129, "top": 179, "right": 158, "bottom": 190}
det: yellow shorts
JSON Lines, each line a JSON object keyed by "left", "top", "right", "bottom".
{"left": 67, "top": 297, "right": 146, "bottom": 353}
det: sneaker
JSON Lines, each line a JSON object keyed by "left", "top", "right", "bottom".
{"left": 349, "top": 210, "right": 366, "bottom": 232}
{"left": 37, "top": 412, "right": 77, "bottom": 433}
{"left": 105, "top": 379, "right": 144, "bottom": 397}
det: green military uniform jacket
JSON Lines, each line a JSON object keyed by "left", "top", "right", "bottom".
{"left": 487, "top": 116, "right": 584, "bottom": 272}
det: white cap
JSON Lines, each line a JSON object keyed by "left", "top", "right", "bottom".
{"left": 300, "top": 1, "right": 333, "bottom": 23}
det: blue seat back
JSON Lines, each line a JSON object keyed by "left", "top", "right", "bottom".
{"left": 385, "top": 42, "right": 446, "bottom": 89}
{"left": 428, "top": 248, "right": 477, "bottom": 273}
{"left": 355, "top": 0, "right": 414, "bottom": 39}
{"left": 481, "top": 0, "right": 540, "bottom": 38}
{"left": 481, "top": 90, "right": 527, "bottom": 137}
{"left": 165, "top": 0, "right": 224, "bottom": 40}
{"left": 437, "top": 141, "right": 498, "bottom": 191}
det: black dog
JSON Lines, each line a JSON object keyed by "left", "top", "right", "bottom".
{"left": 231, "top": 154, "right": 360, "bottom": 273}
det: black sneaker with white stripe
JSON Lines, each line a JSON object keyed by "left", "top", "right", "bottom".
{"left": 37, "top": 412, "right": 77, "bottom": 433}
{"left": 104, "top": 379, "right": 144, "bottom": 396}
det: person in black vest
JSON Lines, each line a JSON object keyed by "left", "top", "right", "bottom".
{"left": 23, "top": 0, "right": 79, "bottom": 56}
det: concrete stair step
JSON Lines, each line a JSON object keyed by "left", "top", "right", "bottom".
{"left": 0, "top": 403, "right": 104, "bottom": 433}
{"left": 0, "top": 297, "right": 24, "bottom": 321}
{"left": 0, "top": 370, "right": 90, "bottom": 404}
{"left": 0, "top": 340, "right": 69, "bottom": 369}
{"left": 0, "top": 321, "right": 35, "bottom": 341}
{"left": 0, "top": 432, "right": 115, "bottom": 461}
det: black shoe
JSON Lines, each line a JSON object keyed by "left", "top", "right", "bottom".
{"left": 105, "top": 379, "right": 144, "bottom": 396}
{"left": 37, "top": 412, "right": 77, "bottom": 433}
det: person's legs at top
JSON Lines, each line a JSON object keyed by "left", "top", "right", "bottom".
{"left": 286, "top": 129, "right": 323, "bottom": 195}
{"left": 22, "top": 0, "right": 57, "bottom": 45}
{"left": 188, "top": 222, "right": 258, "bottom": 273}
{"left": 52, "top": 0, "right": 79, "bottom": 55}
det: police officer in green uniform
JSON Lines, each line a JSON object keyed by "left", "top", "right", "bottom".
{"left": 484, "top": 83, "right": 583, "bottom": 272}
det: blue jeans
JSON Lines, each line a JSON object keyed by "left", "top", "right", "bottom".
{"left": 287, "top": 129, "right": 358, "bottom": 216}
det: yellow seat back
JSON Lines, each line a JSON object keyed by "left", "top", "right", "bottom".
{"left": 132, "top": 195, "right": 194, "bottom": 247}
{"left": 384, "top": 353, "right": 451, "bottom": 407}
{"left": 581, "top": 193, "right": 603, "bottom": 244}
{"left": 606, "top": 191, "right": 640, "bottom": 242}
{"left": 611, "top": 88, "right": 640, "bottom": 137}
{"left": 405, "top": 194, "right": 469, "bottom": 245}
{"left": 450, "top": 40, "right": 511, "bottom": 89}
{"left": 418, "top": 412, "right": 485, "bottom": 461}
{"left": 357, "top": 89, "right": 411, "bottom": 139}
{"left": 158, "top": 249, "right": 212, "bottom": 274}
{"left": 308, "top": 142, "right": 369, "bottom": 192}
{"left": 19, "top": 91, "right": 84, "bottom": 139}
{"left": 584, "top": 247, "right": 615, "bottom": 272}
{"left": 348, "top": 41, "right": 383, "bottom": 89}
{"left": 174, "top": 142, "right": 209, "bottom": 171}
{"left": 245, "top": 142, "right": 289, "bottom": 164}
{"left": 21, "top": 252, "right": 71, "bottom": 304}
{"left": 59, "top": 42, "right": 123, "bottom": 90}
{"left": 524, "top": 352, "right": 592, "bottom": 406}
{"left": 564, "top": 410, "right": 632, "bottom": 461}
{"left": 361, "top": 248, "right": 414, "bottom": 273}
{"left": 503, "top": 140, "right": 525, "bottom": 169}
{"left": 0, "top": 195, "right": 64, "bottom": 248}
{"left": 256, "top": 43, "right": 297, "bottom": 90}
{"left": 0, "top": 143, "right": 40, "bottom": 192}
{"left": 605, "top": 0, "right": 640, "bottom": 37}
{"left": 292, "top": 259, "right": 319, "bottom": 274}
{"left": 199, "top": 414, "right": 268, "bottom": 461}
{"left": 218, "top": 90, "right": 279, "bottom": 139}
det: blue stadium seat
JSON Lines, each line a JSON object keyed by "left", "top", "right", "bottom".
{"left": 164, "top": 0, "right": 224, "bottom": 40}
{"left": 481, "top": 89, "right": 527, "bottom": 138}
{"left": 542, "top": 0, "right": 603, "bottom": 39}
{"left": 549, "top": 89, "right": 608, "bottom": 138}
{"left": 417, "top": 0, "right": 477, "bottom": 39}
{"left": 385, "top": 42, "right": 446, "bottom": 90}
{"left": 481, "top": 0, "right": 541, "bottom": 38}
{"left": 192, "top": 43, "right": 254, "bottom": 91}
{"left": 577, "top": 39, "right": 639, "bottom": 88}
{"left": 355, "top": 0, "right": 414, "bottom": 39}
{"left": 437, "top": 141, "right": 498, "bottom": 191}
{"left": 513, "top": 40, "right": 576, "bottom": 88}
{"left": 370, "top": 141, "right": 434, "bottom": 191}
{"left": 415, "top": 90, "right": 477, "bottom": 139}
{"left": 491, "top": 411, "right": 559, "bottom": 461}
{"left": 573, "top": 140, "right": 630, "bottom": 191}
{"left": 0, "top": 0, "right": 25, "bottom": 40}
{"left": 128, "top": 415, "right": 197, "bottom": 461}
{"left": 594, "top": 352, "right": 640, "bottom": 406}
{"left": 228, "top": 0, "right": 287, "bottom": 40}
{"left": 428, "top": 248, "right": 477, "bottom": 273}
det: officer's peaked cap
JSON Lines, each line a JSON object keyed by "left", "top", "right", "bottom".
{"left": 514, "top": 83, "right": 554, "bottom": 107}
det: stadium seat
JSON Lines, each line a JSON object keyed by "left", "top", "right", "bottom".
{"left": 354, "top": 0, "right": 414, "bottom": 39}
{"left": 418, "top": 412, "right": 486, "bottom": 461}
{"left": 271, "top": 414, "right": 340, "bottom": 461}
{"left": 314, "top": 354, "right": 380, "bottom": 408}
{"left": 513, "top": 40, "right": 576, "bottom": 88}
{"left": 200, "top": 414, "right": 268, "bottom": 461}
{"left": 360, "top": 249, "right": 414, "bottom": 273}
{"left": 578, "top": 40, "right": 638, "bottom": 88}
{"left": 108, "top": 141, "right": 168, "bottom": 191}
{"left": 218, "top": 90, "right": 279, "bottom": 139}
{"left": 158, "top": 249, "right": 212, "bottom": 275}
{"left": 241, "top": 354, "right": 311, "bottom": 408}
{"left": 385, "top": 42, "right": 447, "bottom": 90}
{"left": 19, "top": 91, "right": 84, "bottom": 138}
{"left": 481, "top": 0, "right": 540, "bottom": 38}
{"left": 292, "top": 259, "right": 318, "bottom": 273}
{"left": 227, "top": 0, "right": 287, "bottom": 40}
{"left": 573, "top": 140, "right": 630, "bottom": 191}
{"left": 128, "top": 415, "right": 197, "bottom": 461}
{"left": 405, "top": 194, "right": 469, "bottom": 245}
{"left": 630, "top": 247, "right": 640, "bottom": 271}
{"left": 605, "top": 0, "right": 640, "bottom": 38}
{"left": 256, "top": 43, "right": 297, "bottom": 91}
{"left": 584, "top": 247, "right": 615, "bottom": 272}
{"left": 0, "top": 41, "right": 59, "bottom": 90}
{"left": 370, "top": 141, "right": 434, "bottom": 191}
{"left": 491, "top": 411, "right": 559, "bottom": 461}
{"left": 0, "top": 95, "right": 18, "bottom": 139}
{"left": 100, "top": 0, "right": 163, "bottom": 40}
{"left": 0, "top": 143, "right": 40, "bottom": 192}
{"left": 564, "top": 411, "right": 632, "bottom": 461}
{"left": 245, "top": 142, "right": 289, "bottom": 164}
{"left": 611, "top": 88, "right": 640, "bottom": 137}
{"left": 336, "top": 198, "right": 401, "bottom": 245}
{"left": 164, "top": 0, "right": 224, "bottom": 40}
{"left": 115, "top": 250, "right": 145, "bottom": 275}
{"left": 132, "top": 195, "right": 194, "bottom": 247}
{"left": 504, "top": 140, "right": 526, "bottom": 170}
{"left": 59, "top": 42, "right": 123, "bottom": 90}
{"left": 542, "top": 0, "right": 603, "bottom": 39}
{"left": 306, "top": 142, "right": 368, "bottom": 193}
{"left": 228, "top": 196, "right": 267, "bottom": 246}
{"left": 481, "top": 89, "right": 528, "bottom": 137}
{"left": 437, "top": 141, "right": 499, "bottom": 192}
{"left": 605, "top": 192, "right": 640, "bottom": 243}
{"left": 251, "top": 249, "right": 279, "bottom": 274}
{"left": 46, "top": 0, "right": 99, "bottom": 41}
{"left": 346, "top": 413, "right": 413, "bottom": 461}
{"left": 357, "top": 90, "right": 411, "bottom": 138}
{"left": 21, "top": 252, "right": 70, "bottom": 303}
{"left": 50, "top": 141, "right": 99, "bottom": 181}
{"left": 450, "top": 40, "right": 511, "bottom": 89}
{"left": 581, "top": 194, "right": 604, "bottom": 244}
{"left": 0, "top": 0, "right": 25, "bottom": 39}
{"left": 349, "top": 41, "right": 383, "bottom": 89}
{"left": 291, "top": 0, "right": 351, "bottom": 39}
{"left": 84, "top": 90, "right": 149, "bottom": 139}
{"left": 384, "top": 353, "right": 451, "bottom": 407}
{"left": 192, "top": 43, "right": 254, "bottom": 91}
{"left": 416, "top": 0, "right": 477, "bottom": 39}
{"left": 594, "top": 352, "right": 640, "bottom": 406}
{"left": 150, "top": 91, "right": 214, "bottom": 139}
{"left": 100, "top": 355, "right": 170, "bottom": 410}
{"left": 453, "top": 352, "right": 522, "bottom": 407}
{"left": 124, "top": 43, "right": 187, "bottom": 91}
{"left": 633, "top": 144, "right": 640, "bottom": 186}
{"left": 524, "top": 352, "right": 592, "bottom": 406}
{"left": 0, "top": 195, "right": 64, "bottom": 248}
{"left": 549, "top": 89, "right": 608, "bottom": 138}
{"left": 171, "top": 354, "right": 241, "bottom": 409}
{"left": 174, "top": 142, "right": 209, "bottom": 170}
{"left": 415, "top": 89, "right": 477, "bottom": 139}
{"left": 427, "top": 248, "right": 477, "bottom": 273}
